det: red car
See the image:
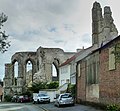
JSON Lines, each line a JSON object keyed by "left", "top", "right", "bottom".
{"left": 17, "top": 95, "right": 30, "bottom": 103}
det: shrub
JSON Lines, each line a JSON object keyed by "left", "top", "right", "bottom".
{"left": 66, "top": 83, "right": 76, "bottom": 97}
{"left": 28, "top": 81, "right": 59, "bottom": 93}
{"left": 4, "top": 95, "right": 12, "bottom": 102}
{"left": 22, "top": 91, "right": 31, "bottom": 97}
{"left": 106, "top": 104, "right": 120, "bottom": 111}
{"left": 46, "top": 81, "right": 59, "bottom": 89}
{"left": 29, "top": 82, "right": 47, "bottom": 93}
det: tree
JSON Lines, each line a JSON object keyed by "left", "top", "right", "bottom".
{"left": 0, "top": 13, "right": 10, "bottom": 53}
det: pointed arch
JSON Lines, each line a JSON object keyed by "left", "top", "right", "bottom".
{"left": 52, "top": 58, "right": 60, "bottom": 81}
{"left": 12, "top": 59, "right": 18, "bottom": 86}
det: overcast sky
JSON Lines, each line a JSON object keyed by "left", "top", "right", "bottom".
{"left": 0, "top": 0, "right": 120, "bottom": 80}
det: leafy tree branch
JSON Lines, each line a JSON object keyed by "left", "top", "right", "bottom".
{"left": 0, "top": 13, "right": 10, "bottom": 53}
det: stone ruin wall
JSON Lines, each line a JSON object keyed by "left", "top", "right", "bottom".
{"left": 3, "top": 47, "right": 75, "bottom": 95}
{"left": 34, "top": 47, "right": 75, "bottom": 82}
{"left": 92, "top": 2, "right": 118, "bottom": 47}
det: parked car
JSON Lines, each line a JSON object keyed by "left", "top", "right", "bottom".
{"left": 33, "top": 93, "right": 50, "bottom": 103}
{"left": 54, "top": 93, "right": 74, "bottom": 107}
{"left": 11, "top": 95, "right": 18, "bottom": 102}
{"left": 17, "top": 95, "right": 30, "bottom": 103}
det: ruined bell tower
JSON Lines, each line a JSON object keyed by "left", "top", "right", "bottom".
{"left": 92, "top": 2, "right": 118, "bottom": 47}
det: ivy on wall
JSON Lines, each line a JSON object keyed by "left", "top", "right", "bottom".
{"left": 114, "top": 43, "right": 120, "bottom": 63}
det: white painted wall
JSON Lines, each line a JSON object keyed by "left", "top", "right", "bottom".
{"left": 70, "top": 74, "right": 76, "bottom": 84}
{"left": 70, "top": 60, "right": 76, "bottom": 85}
{"left": 59, "top": 65, "right": 70, "bottom": 86}
{"left": 39, "top": 90, "right": 57, "bottom": 102}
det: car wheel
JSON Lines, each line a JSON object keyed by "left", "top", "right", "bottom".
{"left": 37, "top": 99, "right": 39, "bottom": 104}
{"left": 48, "top": 100, "right": 50, "bottom": 103}
{"left": 57, "top": 103, "right": 60, "bottom": 108}
{"left": 33, "top": 101, "right": 35, "bottom": 104}
{"left": 72, "top": 103, "right": 75, "bottom": 106}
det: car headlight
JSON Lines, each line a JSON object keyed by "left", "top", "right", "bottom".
{"left": 59, "top": 100, "right": 63, "bottom": 103}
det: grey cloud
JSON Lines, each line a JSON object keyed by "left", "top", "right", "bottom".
{"left": 0, "top": 0, "right": 81, "bottom": 38}
{"left": 81, "top": 33, "right": 92, "bottom": 43}
{"left": 46, "top": 25, "right": 57, "bottom": 33}
{"left": 63, "top": 24, "right": 76, "bottom": 34}
{"left": 54, "top": 40, "right": 64, "bottom": 43}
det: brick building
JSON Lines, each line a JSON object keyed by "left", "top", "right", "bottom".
{"left": 99, "top": 35, "right": 120, "bottom": 104}
{"left": 76, "top": 2, "right": 120, "bottom": 105}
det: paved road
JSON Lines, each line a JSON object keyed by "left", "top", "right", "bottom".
{"left": 36, "top": 103, "right": 104, "bottom": 111}
{"left": 0, "top": 103, "right": 44, "bottom": 111}
{"left": 0, "top": 102, "right": 104, "bottom": 111}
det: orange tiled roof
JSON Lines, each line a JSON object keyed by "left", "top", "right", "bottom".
{"left": 59, "top": 49, "right": 84, "bottom": 67}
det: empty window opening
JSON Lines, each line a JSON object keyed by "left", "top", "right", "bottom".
{"left": 14, "top": 61, "right": 18, "bottom": 85}
{"left": 52, "top": 64, "right": 57, "bottom": 77}
{"left": 27, "top": 60, "right": 32, "bottom": 72}
{"left": 26, "top": 60, "right": 33, "bottom": 84}
{"left": 14, "top": 61, "right": 18, "bottom": 78}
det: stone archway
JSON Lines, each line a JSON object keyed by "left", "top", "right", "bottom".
{"left": 33, "top": 47, "right": 75, "bottom": 83}
{"left": 12, "top": 59, "right": 18, "bottom": 86}
{"left": 4, "top": 47, "right": 76, "bottom": 94}
{"left": 52, "top": 58, "right": 60, "bottom": 81}
{"left": 4, "top": 52, "right": 37, "bottom": 94}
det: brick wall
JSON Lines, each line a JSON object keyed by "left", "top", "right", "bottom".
{"left": 99, "top": 41, "right": 120, "bottom": 104}
{"left": 76, "top": 60, "right": 86, "bottom": 103}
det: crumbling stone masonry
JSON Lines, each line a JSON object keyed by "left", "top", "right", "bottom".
{"left": 92, "top": 2, "right": 118, "bottom": 47}
{"left": 4, "top": 47, "right": 75, "bottom": 95}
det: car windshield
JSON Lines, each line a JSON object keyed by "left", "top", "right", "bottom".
{"left": 38, "top": 94, "right": 48, "bottom": 97}
{"left": 19, "top": 96, "right": 24, "bottom": 98}
{"left": 61, "top": 94, "right": 72, "bottom": 98}
{"left": 13, "top": 95, "right": 17, "bottom": 98}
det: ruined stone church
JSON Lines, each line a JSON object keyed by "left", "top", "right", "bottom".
{"left": 4, "top": 47, "right": 75, "bottom": 95}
